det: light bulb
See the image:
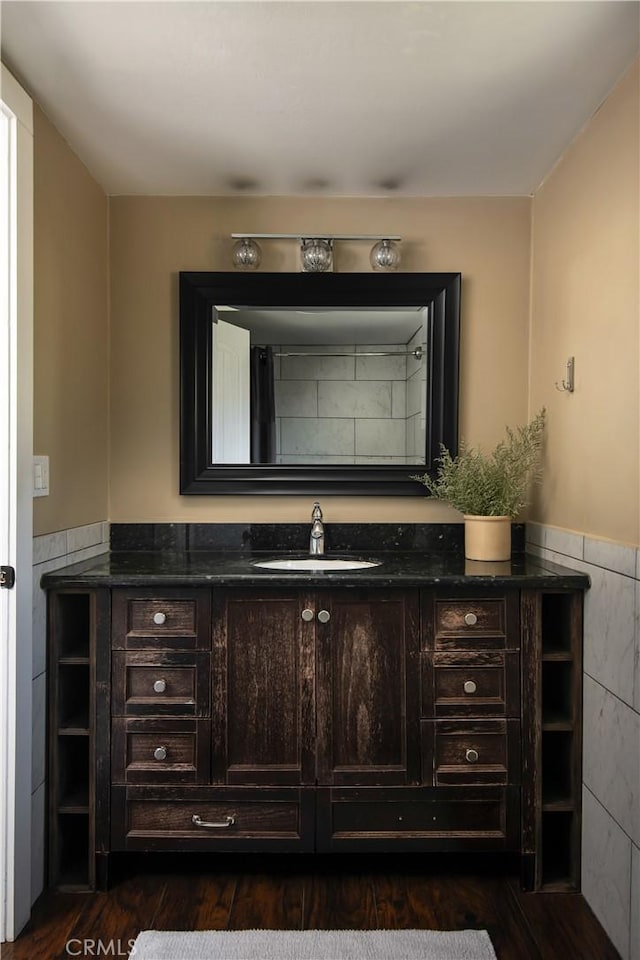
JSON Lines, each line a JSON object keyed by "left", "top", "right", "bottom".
{"left": 301, "top": 239, "right": 333, "bottom": 273}
{"left": 370, "top": 239, "right": 401, "bottom": 272}
{"left": 232, "top": 237, "right": 261, "bottom": 270}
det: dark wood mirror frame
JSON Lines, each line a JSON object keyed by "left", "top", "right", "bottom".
{"left": 180, "top": 271, "right": 460, "bottom": 495}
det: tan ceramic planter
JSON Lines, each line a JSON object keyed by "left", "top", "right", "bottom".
{"left": 463, "top": 515, "right": 511, "bottom": 561}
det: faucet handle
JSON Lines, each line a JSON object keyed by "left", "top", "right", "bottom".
{"left": 312, "top": 500, "right": 323, "bottom": 520}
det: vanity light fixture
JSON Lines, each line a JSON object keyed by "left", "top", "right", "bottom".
{"left": 370, "top": 238, "right": 401, "bottom": 272}
{"left": 300, "top": 238, "right": 333, "bottom": 273}
{"left": 230, "top": 234, "right": 402, "bottom": 272}
{"left": 231, "top": 236, "right": 261, "bottom": 271}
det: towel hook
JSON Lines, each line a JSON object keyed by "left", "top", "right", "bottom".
{"left": 555, "top": 356, "right": 575, "bottom": 393}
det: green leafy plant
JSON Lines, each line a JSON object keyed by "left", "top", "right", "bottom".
{"left": 412, "top": 409, "right": 546, "bottom": 518}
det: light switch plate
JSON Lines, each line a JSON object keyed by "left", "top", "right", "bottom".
{"left": 33, "top": 455, "right": 50, "bottom": 497}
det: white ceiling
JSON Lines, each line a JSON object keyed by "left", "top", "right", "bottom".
{"left": 1, "top": 1, "right": 638, "bottom": 197}
{"left": 218, "top": 305, "right": 425, "bottom": 343}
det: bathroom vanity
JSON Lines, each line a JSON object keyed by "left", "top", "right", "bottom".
{"left": 43, "top": 524, "right": 588, "bottom": 895}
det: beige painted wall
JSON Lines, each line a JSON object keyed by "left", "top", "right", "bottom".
{"left": 530, "top": 60, "right": 639, "bottom": 545}
{"left": 109, "top": 196, "right": 531, "bottom": 522}
{"left": 33, "top": 107, "right": 109, "bottom": 536}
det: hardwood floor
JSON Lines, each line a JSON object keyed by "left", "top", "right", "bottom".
{"left": 2, "top": 854, "right": 621, "bottom": 960}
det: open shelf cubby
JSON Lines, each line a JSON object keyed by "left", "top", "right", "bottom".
{"left": 57, "top": 663, "right": 91, "bottom": 731}
{"left": 541, "top": 730, "right": 574, "bottom": 806}
{"left": 540, "top": 811, "right": 576, "bottom": 888}
{"left": 57, "top": 736, "right": 90, "bottom": 810}
{"left": 49, "top": 590, "right": 96, "bottom": 890}
{"left": 53, "top": 813, "right": 90, "bottom": 889}
{"left": 55, "top": 592, "right": 91, "bottom": 660}
{"left": 542, "top": 661, "right": 573, "bottom": 727}
{"left": 523, "top": 588, "right": 582, "bottom": 891}
{"left": 541, "top": 593, "right": 574, "bottom": 657}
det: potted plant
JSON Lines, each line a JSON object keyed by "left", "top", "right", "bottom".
{"left": 412, "top": 410, "right": 545, "bottom": 560}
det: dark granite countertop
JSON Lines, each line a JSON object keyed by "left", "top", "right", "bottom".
{"left": 41, "top": 549, "right": 590, "bottom": 590}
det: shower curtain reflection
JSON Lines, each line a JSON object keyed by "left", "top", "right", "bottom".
{"left": 250, "top": 346, "right": 276, "bottom": 463}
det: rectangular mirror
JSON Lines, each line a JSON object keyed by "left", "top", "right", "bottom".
{"left": 180, "top": 272, "right": 460, "bottom": 495}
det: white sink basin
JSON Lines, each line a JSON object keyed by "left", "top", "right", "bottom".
{"left": 253, "top": 557, "right": 381, "bottom": 571}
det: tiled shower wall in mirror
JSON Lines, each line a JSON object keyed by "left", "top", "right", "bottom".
{"left": 274, "top": 327, "right": 426, "bottom": 464}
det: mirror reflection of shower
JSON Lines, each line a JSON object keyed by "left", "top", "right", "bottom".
{"left": 211, "top": 306, "right": 429, "bottom": 466}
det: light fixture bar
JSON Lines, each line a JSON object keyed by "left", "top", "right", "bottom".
{"left": 230, "top": 233, "right": 403, "bottom": 272}
{"left": 231, "top": 233, "right": 402, "bottom": 241}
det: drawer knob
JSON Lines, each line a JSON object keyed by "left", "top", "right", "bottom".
{"left": 464, "top": 612, "right": 478, "bottom": 626}
{"left": 153, "top": 612, "right": 167, "bottom": 626}
{"left": 317, "top": 609, "right": 331, "bottom": 624}
{"left": 192, "top": 814, "right": 236, "bottom": 829}
{"left": 301, "top": 609, "right": 314, "bottom": 622}
{"left": 465, "top": 748, "right": 479, "bottom": 763}
{"left": 153, "top": 679, "right": 167, "bottom": 694}
{"left": 153, "top": 746, "right": 168, "bottom": 761}
{"left": 463, "top": 680, "right": 477, "bottom": 695}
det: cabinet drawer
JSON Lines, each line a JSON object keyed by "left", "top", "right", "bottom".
{"left": 112, "top": 589, "right": 211, "bottom": 650}
{"left": 435, "top": 664, "right": 504, "bottom": 714}
{"left": 112, "top": 718, "right": 211, "bottom": 784}
{"left": 435, "top": 599, "right": 505, "bottom": 637}
{"left": 422, "top": 719, "right": 520, "bottom": 786}
{"left": 422, "top": 651, "right": 520, "bottom": 718}
{"left": 112, "top": 651, "right": 210, "bottom": 716}
{"left": 316, "top": 786, "right": 519, "bottom": 852}
{"left": 111, "top": 786, "right": 314, "bottom": 851}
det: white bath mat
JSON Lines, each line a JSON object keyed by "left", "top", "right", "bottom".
{"left": 131, "top": 927, "right": 497, "bottom": 959}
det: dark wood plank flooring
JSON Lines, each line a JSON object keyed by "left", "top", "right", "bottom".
{"left": 2, "top": 855, "right": 621, "bottom": 960}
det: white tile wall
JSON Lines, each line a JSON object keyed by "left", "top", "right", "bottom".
{"left": 391, "top": 381, "right": 406, "bottom": 419}
{"left": 527, "top": 522, "right": 640, "bottom": 959}
{"left": 274, "top": 380, "right": 317, "bottom": 417}
{"left": 31, "top": 672, "right": 47, "bottom": 792}
{"left": 280, "top": 346, "right": 355, "bottom": 381}
{"left": 30, "top": 783, "right": 45, "bottom": 907}
{"left": 631, "top": 843, "right": 640, "bottom": 960}
{"left": 317, "top": 380, "right": 392, "bottom": 418}
{"left": 31, "top": 520, "right": 109, "bottom": 905}
{"left": 274, "top": 341, "right": 424, "bottom": 464}
{"left": 584, "top": 537, "right": 637, "bottom": 578}
{"left": 355, "top": 343, "right": 406, "bottom": 381}
{"left": 280, "top": 417, "right": 354, "bottom": 457}
{"left": 583, "top": 676, "right": 640, "bottom": 844}
{"left": 635, "top": 577, "right": 640, "bottom": 714}
{"left": 582, "top": 786, "right": 632, "bottom": 959}
{"left": 355, "top": 418, "right": 406, "bottom": 457}
{"left": 583, "top": 563, "right": 636, "bottom": 710}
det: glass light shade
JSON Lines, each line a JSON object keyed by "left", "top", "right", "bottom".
{"left": 370, "top": 238, "right": 401, "bottom": 272}
{"left": 232, "top": 237, "right": 261, "bottom": 270}
{"left": 301, "top": 238, "right": 333, "bottom": 273}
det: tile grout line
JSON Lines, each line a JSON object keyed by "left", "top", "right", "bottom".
{"left": 583, "top": 669, "right": 639, "bottom": 718}
{"left": 583, "top": 782, "right": 636, "bottom": 848}
{"left": 526, "top": 540, "right": 639, "bottom": 583}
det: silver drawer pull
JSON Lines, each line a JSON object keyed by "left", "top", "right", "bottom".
{"left": 317, "top": 609, "right": 331, "bottom": 623}
{"left": 153, "top": 746, "right": 167, "bottom": 761}
{"left": 192, "top": 814, "right": 236, "bottom": 829}
{"left": 463, "top": 612, "right": 478, "bottom": 626}
{"left": 153, "top": 612, "right": 167, "bottom": 625}
{"left": 153, "top": 678, "right": 167, "bottom": 694}
{"left": 463, "top": 680, "right": 477, "bottom": 695}
{"left": 301, "top": 609, "right": 314, "bottom": 622}
{"left": 465, "top": 748, "right": 479, "bottom": 763}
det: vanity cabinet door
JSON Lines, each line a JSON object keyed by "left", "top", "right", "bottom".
{"left": 212, "top": 589, "right": 315, "bottom": 786}
{"left": 315, "top": 589, "right": 421, "bottom": 786}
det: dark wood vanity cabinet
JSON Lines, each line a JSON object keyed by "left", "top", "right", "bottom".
{"left": 48, "top": 581, "right": 583, "bottom": 892}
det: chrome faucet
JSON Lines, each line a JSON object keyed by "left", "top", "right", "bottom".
{"left": 309, "top": 501, "right": 325, "bottom": 555}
